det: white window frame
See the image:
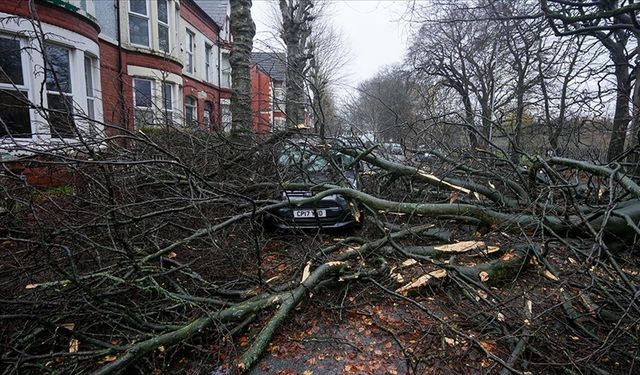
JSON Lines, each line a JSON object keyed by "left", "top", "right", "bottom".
{"left": 205, "top": 43, "right": 212, "bottom": 82}
{"left": 128, "top": 0, "right": 151, "bottom": 48}
{"left": 44, "top": 42, "right": 76, "bottom": 139}
{"left": 157, "top": 0, "right": 170, "bottom": 53}
{"left": 162, "top": 81, "right": 174, "bottom": 125}
{"left": 221, "top": 52, "right": 231, "bottom": 88}
{"left": 221, "top": 99, "right": 231, "bottom": 132}
{"left": 0, "top": 34, "right": 32, "bottom": 139}
{"left": 184, "top": 95, "right": 197, "bottom": 127}
{"left": 84, "top": 54, "right": 98, "bottom": 134}
{"left": 133, "top": 78, "right": 155, "bottom": 128}
{"left": 185, "top": 30, "right": 195, "bottom": 74}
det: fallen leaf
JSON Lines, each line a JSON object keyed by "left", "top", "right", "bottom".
{"left": 25, "top": 284, "right": 39, "bottom": 289}
{"left": 103, "top": 355, "right": 117, "bottom": 362}
{"left": 444, "top": 337, "right": 456, "bottom": 346}
{"left": 449, "top": 191, "right": 459, "bottom": 204}
{"left": 497, "top": 312, "right": 505, "bottom": 322}
{"left": 239, "top": 336, "right": 249, "bottom": 348}
{"left": 167, "top": 251, "right": 177, "bottom": 259}
{"left": 302, "top": 370, "right": 313, "bottom": 375}
{"left": 501, "top": 252, "right": 516, "bottom": 260}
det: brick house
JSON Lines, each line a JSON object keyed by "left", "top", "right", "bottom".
{"left": 0, "top": 0, "right": 233, "bottom": 150}
{"left": 252, "top": 52, "right": 287, "bottom": 131}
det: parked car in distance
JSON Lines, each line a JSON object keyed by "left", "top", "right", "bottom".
{"left": 265, "top": 138, "right": 363, "bottom": 231}
{"left": 379, "top": 142, "right": 406, "bottom": 163}
{"left": 412, "top": 151, "right": 435, "bottom": 163}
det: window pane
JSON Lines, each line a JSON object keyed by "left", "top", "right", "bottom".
{"left": 135, "top": 108, "right": 154, "bottom": 128}
{"left": 158, "top": 0, "right": 168, "bottom": 23}
{"left": 84, "top": 56, "right": 93, "bottom": 96}
{"left": 80, "top": 0, "right": 87, "bottom": 11}
{"left": 186, "top": 32, "right": 193, "bottom": 51}
{"left": 0, "top": 37, "right": 23, "bottom": 85}
{"left": 0, "top": 90, "right": 31, "bottom": 137}
{"left": 185, "top": 97, "right": 196, "bottom": 126}
{"left": 129, "top": 0, "right": 147, "bottom": 15}
{"left": 86, "top": 98, "right": 95, "bottom": 121}
{"left": 129, "top": 15, "right": 149, "bottom": 46}
{"left": 47, "top": 93, "right": 75, "bottom": 138}
{"left": 134, "top": 79, "right": 152, "bottom": 108}
{"left": 45, "top": 44, "right": 71, "bottom": 93}
{"left": 162, "top": 83, "right": 172, "bottom": 110}
{"left": 159, "top": 24, "right": 169, "bottom": 52}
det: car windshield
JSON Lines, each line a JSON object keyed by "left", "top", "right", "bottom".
{"left": 278, "top": 145, "right": 355, "bottom": 174}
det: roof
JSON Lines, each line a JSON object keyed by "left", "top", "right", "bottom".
{"left": 252, "top": 52, "right": 287, "bottom": 82}
{"left": 192, "top": 0, "right": 229, "bottom": 30}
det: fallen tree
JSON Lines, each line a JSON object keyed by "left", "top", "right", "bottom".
{"left": 1, "top": 131, "right": 638, "bottom": 374}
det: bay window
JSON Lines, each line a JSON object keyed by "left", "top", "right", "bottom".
{"left": 0, "top": 35, "right": 31, "bottom": 138}
{"left": 129, "top": 0, "right": 150, "bottom": 47}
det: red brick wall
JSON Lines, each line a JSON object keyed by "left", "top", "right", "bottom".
{"left": 251, "top": 65, "right": 273, "bottom": 134}
{"left": 0, "top": 0, "right": 100, "bottom": 43}
{"left": 99, "top": 40, "right": 184, "bottom": 136}
{"left": 99, "top": 40, "right": 132, "bottom": 136}
{"left": 183, "top": 76, "right": 221, "bottom": 130}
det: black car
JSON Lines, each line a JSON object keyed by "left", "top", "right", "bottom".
{"left": 265, "top": 139, "right": 363, "bottom": 230}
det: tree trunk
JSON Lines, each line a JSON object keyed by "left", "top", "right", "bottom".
{"left": 279, "top": 0, "right": 313, "bottom": 129}
{"left": 229, "top": 0, "right": 256, "bottom": 136}
{"left": 284, "top": 37, "right": 307, "bottom": 128}
{"left": 462, "top": 92, "right": 478, "bottom": 149}
{"left": 606, "top": 55, "right": 631, "bottom": 162}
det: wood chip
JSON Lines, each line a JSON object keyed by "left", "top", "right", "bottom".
{"left": 434, "top": 241, "right": 485, "bottom": 253}
{"left": 479, "top": 271, "right": 490, "bottom": 282}
{"left": 543, "top": 269, "right": 559, "bottom": 281}
{"left": 401, "top": 259, "right": 417, "bottom": 267}
{"left": 396, "top": 269, "right": 447, "bottom": 295}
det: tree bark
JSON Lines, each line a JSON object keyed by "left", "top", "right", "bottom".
{"left": 229, "top": 0, "right": 256, "bottom": 135}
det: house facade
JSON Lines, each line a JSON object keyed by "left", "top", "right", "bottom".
{"left": 252, "top": 52, "right": 287, "bottom": 131}
{"left": 0, "top": 0, "right": 232, "bottom": 153}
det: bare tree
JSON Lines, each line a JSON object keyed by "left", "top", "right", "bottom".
{"left": 279, "top": 0, "right": 315, "bottom": 128}
{"left": 540, "top": 0, "right": 639, "bottom": 162}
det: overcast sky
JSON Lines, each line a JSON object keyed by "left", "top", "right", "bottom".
{"left": 251, "top": 1, "right": 410, "bottom": 90}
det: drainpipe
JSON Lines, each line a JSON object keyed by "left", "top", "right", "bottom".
{"left": 115, "top": 0, "right": 127, "bottom": 133}
{"left": 217, "top": 36, "right": 222, "bottom": 129}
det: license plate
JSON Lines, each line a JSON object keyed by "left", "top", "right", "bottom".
{"left": 293, "top": 209, "right": 326, "bottom": 218}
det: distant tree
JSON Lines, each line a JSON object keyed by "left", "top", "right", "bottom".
{"left": 540, "top": 0, "right": 639, "bottom": 162}
{"left": 306, "top": 12, "right": 350, "bottom": 138}
{"left": 344, "top": 66, "right": 416, "bottom": 143}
